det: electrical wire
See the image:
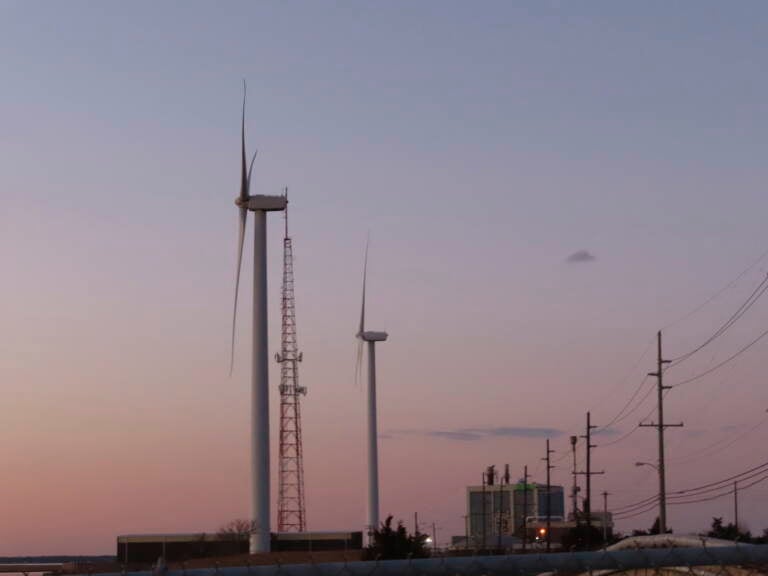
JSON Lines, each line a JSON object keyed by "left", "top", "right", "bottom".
{"left": 669, "top": 273, "right": 768, "bottom": 366}
{"left": 613, "top": 494, "right": 659, "bottom": 513}
{"left": 669, "top": 460, "right": 768, "bottom": 496}
{"left": 597, "top": 389, "right": 662, "bottom": 449}
{"left": 589, "top": 336, "right": 655, "bottom": 420}
{"left": 670, "top": 413, "right": 768, "bottom": 465}
{"left": 613, "top": 498, "right": 660, "bottom": 520}
{"left": 669, "top": 470, "right": 768, "bottom": 506}
{"left": 613, "top": 459, "right": 768, "bottom": 516}
{"left": 672, "top": 325, "right": 768, "bottom": 387}
{"left": 617, "top": 471, "right": 768, "bottom": 518}
{"left": 662, "top": 247, "right": 768, "bottom": 331}
{"left": 612, "top": 483, "right": 662, "bottom": 512}
{"left": 596, "top": 425, "right": 640, "bottom": 448}
{"left": 598, "top": 376, "right": 653, "bottom": 431}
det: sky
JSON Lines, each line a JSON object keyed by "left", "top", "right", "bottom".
{"left": 2, "top": 0, "right": 768, "bottom": 555}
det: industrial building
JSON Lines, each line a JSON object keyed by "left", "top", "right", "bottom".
{"left": 465, "top": 480, "right": 565, "bottom": 547}
{"left": 116, "top": 532, "right": 363, "bottom": 563}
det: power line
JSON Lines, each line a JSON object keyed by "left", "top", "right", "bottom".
{"left": 662, "top": 247, "right": 768, "bottom": 331}
{"left": 613, "top": 459, "right": 768, "bottom": 515}
{"left": 589, "top": 336, "right": 655, "bottom": 419}
{"left": 670, "top": 412, "right": 768, "bottom": 465}
{"left": 668, "top": 471, "right": 768, "bottom": 506}
{"left": 614, "top": 505, "right": 660, "bottom": 521}
{"left": 598, "top": 388, "right": 672, "bottom": 449}
{"left": 672, "top": 325, "right": 768, "bottom": 387}
{"left": 613, "top": 493, "right": 659, "bottom": 513}
{"left": 670, "top": 460, "right": 768, "bottom": 496}
{"left": 669, "top": 273, "right": 768, "bottom": 366}
{"left": 607, "top": 380, "right": 656, "bottom": 427}
{"left": 598, "top": 376, "right": 653, "bottom": 431}
{"left": 596, "top": 425, "right": 641, "bottom": 448}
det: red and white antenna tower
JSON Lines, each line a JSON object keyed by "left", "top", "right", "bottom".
{"left": 275, "top": 191, "right": 307, "bottom": 532}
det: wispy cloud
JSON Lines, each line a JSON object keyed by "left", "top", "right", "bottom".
{"left": 592, "top": 427, "right": 621, "bottom": 437}
{"left": 389, "top": 426, "right": 566, "bottom": 442}
{"left": 566, "top": 250, "right": 596, "bottom": 263}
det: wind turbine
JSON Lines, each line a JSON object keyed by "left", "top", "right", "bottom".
{"left": 231, "top": 83, "right": 286, "bottom": 554}
{"left": 355, "top": 241, "right": 388, "bottom": 540}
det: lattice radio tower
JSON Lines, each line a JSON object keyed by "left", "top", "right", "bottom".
{"left": 275, "top": 193, "right": 307, "bottom": 532}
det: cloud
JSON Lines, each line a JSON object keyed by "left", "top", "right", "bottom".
{"left": 566, "top": 250, "right": 596, "bottom": 263}
{"left": 388, "top": 426, "right": 566, "bottom": 442}
{"left": 592, "top": 427, "right": 621, "bottom": 437}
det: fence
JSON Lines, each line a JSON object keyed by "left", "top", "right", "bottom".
{"left": 76, "top": 544, "right": 768, "bottom": 576}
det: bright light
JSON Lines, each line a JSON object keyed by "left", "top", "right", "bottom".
{"left": 538, "top": 528, "right": 547, "bottom": 536}
{"left": 425, "top": 536, "right": 433, "bottom": 543}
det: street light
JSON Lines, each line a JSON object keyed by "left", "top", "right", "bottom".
{"left": 635, "top": 461, "right": 658, "bottom": 471}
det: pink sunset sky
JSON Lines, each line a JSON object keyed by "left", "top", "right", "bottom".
{"left": 2, "top": 1, "right": 768, "bottom": 555}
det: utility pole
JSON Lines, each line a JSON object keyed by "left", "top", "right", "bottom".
{"left": 601, "top": 491, "right": 609, "bottom": 545}
{"left": 578, "top": 412, "right": 604, "bottom": 548}
{"left": 414, "top": 511, "right": 419, "bottom": 534}
{"left": 521, "top": 465, "right": 529, "bottom": 553}
{"left": 432, "top": 522, "right": 437, "bottom": 552}
{"left": 481, "top": 471, "right": 486, "bottom": 552}
{"left": 570, "top": 435, "right": 579, "bottom": 522}
{"left": 497, "top": 482, "right": 504, "bottom": 551}
{"left": 482, "top": 466, "right": 494, "bottom": 551}
{"left": 498, "top": 464, "right": 510, "bottom": 550}
{"left": 543, "top": 439, "right": 554, "bottom": 553}
{"left": 640, "top": 330, "right": 682, "bottom": 534}
{"left": 734, "top": 481, "right": 739, "bottom": 530}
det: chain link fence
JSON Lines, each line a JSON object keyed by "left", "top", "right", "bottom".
{"left": 78, "top": 544, "right": 768, "bottom": 576}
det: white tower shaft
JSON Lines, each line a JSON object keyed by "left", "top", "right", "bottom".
{"left": 367, "top": 340, "right": 380, "bottom": 535}
{"left": 251, "top": 209, "right": 271, "bottom": 553}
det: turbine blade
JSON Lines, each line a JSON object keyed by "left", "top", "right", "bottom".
{"left": 358, "top": 237, "right": 369, "bottom": 336}
{"left": 230, "top": 205, "right": 247, "bottom": 375}
{"left": 240, "top": 81, "right": 249, "bottom": 203}
{"left": 247, "top": 150, "right": 258, "bottom": 197}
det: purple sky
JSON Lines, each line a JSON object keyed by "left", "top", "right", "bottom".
{"left": 2, "top": 0, "right": 768, "bottom": 554}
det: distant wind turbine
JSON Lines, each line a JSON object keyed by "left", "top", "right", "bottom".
{"left": 355, "top": 240, "right": 388, "bottom": 539}
{"left": 231, "top": 82, "right": 287, "bottom": 554}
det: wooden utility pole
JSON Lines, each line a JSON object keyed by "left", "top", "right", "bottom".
{"left": 481, "top": 471, "right": 486, "bottom": 551}
{"left": 601, "top": 491, "right": 609, "bottom": 545}
{"left": 578, "top": 412, "right": 604, "bottom": 547}
{"left": 522, "top": 465, "right": 529, "bottom": 553}
{"left": 497, "top": 483, "right": 504, "bottom": 551}
{"left": 734, "top": 481, "right": 739, "bottom": 530}
{"left": 640, "top": 330, "right": 682, "bottom": 534}
{"left": 543, "top": 439, "right": 554, "bottom": 553}
{"left": 570, "top": 435, "right": 579, "bottom": 521}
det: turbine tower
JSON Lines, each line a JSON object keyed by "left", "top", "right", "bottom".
{"left": 275, "top": 194, "right": 307, "bottom": 532}
{"left": 231, "top": 84, "right": 286, "bottom": 553}
{"left": 356, "top": 242, "right": 388, "bottom": 538}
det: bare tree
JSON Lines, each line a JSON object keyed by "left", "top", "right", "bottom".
{"left": 217, "top": 519, "right": 260, "bottom": 541}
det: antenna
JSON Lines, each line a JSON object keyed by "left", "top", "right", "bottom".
{"left": 276, "top": 190, "right": 307, "bottom": 532}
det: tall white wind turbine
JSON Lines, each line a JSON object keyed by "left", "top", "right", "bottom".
{"left": 231, "top": 83, "right": 286, "bottom": 554}
{"left": 356, "top": 241, "right": 388, "bottom": 539}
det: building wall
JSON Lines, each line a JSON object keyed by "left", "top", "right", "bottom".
{"left": 466, "top": 483, "right": 565, "bottom": 545}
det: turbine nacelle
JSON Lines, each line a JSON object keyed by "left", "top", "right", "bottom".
{"left": 235, "top": 194, "right": 288, "bottom": 212}
{"left": 360, "top": 330, "right": 388, "bottom": 342}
